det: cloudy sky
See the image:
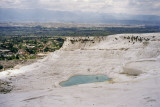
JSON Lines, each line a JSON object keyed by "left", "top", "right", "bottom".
{"left": 0, "top": 0, "right": 160, "bottom": 15}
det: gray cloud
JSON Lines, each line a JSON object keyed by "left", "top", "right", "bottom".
{"left": 0, "top": 0, "right": 160, "bottom": 15}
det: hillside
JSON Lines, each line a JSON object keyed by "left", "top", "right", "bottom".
{"left": 0, "top": 33, "right": 160, "bottom": 107}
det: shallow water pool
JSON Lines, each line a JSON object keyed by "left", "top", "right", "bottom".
{"left": 60, "top": 75, "right": 110, "bottom": 87}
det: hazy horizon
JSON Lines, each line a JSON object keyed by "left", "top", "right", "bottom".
{"left": 1, "top": 0, "right": 160, "bottom": 25}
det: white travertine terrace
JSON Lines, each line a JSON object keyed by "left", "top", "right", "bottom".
{"left": 0, "top": 33, "right": 160, "bottom": 107}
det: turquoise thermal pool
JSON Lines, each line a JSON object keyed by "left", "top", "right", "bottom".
{"left": 60, "top": 75, "right": 110, "bottom": 87}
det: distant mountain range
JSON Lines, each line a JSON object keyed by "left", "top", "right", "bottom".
{"left": 1, "top": 8, "right": 160, "bottom": 25}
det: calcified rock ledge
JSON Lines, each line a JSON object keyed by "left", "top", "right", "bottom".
{"left": 0, "top": 33, "right": 160, "bottom": 107}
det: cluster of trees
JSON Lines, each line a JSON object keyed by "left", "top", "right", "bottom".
{"left": 124, "top": 36, "right": 150, "bottom": 42}
{"left": 0, "top": 54, "right": 19, "bottom": 60}
{"left": 0, "top": 64, "right": 3, "bottom": 70}
{"left": 0, "top": 43, "right": 18, "bottom": 53}
{"left": 0, "top": 36, "right": 64, "bottom": 61}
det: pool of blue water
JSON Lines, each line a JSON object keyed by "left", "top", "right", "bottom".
{"left": 60, "top": 75, "right": 110, "bottom": 87}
